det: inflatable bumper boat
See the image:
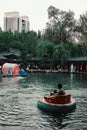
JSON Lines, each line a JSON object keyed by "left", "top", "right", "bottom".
{"left": 37, "top": 94, "right": 76, "bottom": 113}
{"left": 19, "top": 71, "right": 27, "bottom": 77}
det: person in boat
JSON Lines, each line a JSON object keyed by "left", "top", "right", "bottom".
{"left": 44, "top": 90, "right": 57, "bottom": 100}
{"left": 50, "top": 90, "right": 58, "bottom": 96}
{"left": 50, "top": 84, "right": 65, "bottom": 96}
{"left": 44, "top": 84, "right": 65, "bottom": 100}
{"left": 57, "top": 83, "right": 65, "bottom": 95}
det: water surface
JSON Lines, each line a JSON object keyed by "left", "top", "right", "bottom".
{"left": 0, "top": 72, "right": 87, "bottom": 130}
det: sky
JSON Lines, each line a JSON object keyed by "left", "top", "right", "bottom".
{"left": 0, "top": 0, "right": 87, "bottom": 32}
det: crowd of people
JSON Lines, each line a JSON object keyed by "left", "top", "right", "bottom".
{"left": 25, "top": 64, "right": 68, "bottom": 73}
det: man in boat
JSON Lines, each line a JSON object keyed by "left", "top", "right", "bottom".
{"left": 57, "top": 83, "right": 65, "bottom": 95}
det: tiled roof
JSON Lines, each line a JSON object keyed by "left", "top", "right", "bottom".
{"left": 68, "top": 57, "right": 87, "bottom": 62}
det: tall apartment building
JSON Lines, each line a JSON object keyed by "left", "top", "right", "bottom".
{"left": 4, "top": 11, "right": 29, "bottom": 33}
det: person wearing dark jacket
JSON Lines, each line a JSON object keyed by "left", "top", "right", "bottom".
{"left": 57, "top": 83, "right": 65, "bottom": 95}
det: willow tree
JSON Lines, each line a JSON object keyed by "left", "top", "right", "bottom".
{"left": 76, "top": 12, "right": 87, "bottom": 50}
{"left": 36, "top": 40, "right": 54, "bottom": 60}
{"left": 53, "top": 43, "right": 70, "bottom": 65}
{"left": 44, "top": 6, "right": 76, "bottom": 45}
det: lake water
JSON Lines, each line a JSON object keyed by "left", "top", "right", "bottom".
{"left": 0, "top": 72, "right": 87, "bottom": 130}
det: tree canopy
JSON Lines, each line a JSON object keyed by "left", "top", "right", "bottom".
{"left": 0, "top": 6, "right": 87, "bottom": 67}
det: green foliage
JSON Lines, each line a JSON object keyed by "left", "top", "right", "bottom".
{"left": 44, "top": 6, "right": 76, "bottom": 44}
{"left": 36, "top": 40, "right": 54, "bottom": 60}
{"left": 72, "top": 44, "right": 87, "bottom": 57}
{"left": 9, "top": 41, "right": 22, "bottom": 49}
{"left": 25, "top": 31, "right": 38, "bottom": 56}
{"left": 0, "top": 31, "right": 14, "bottom": 51}
{"left": 53, "top": 43, "right": 70, "bottom": 65}
{"left": 75, "top": 12, "right": 87, "bottom": 50}
{"left": 0, "top": 6, "right": 87, "bottom": 67}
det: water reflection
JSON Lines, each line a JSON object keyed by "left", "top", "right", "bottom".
{"left": 38, "top": 110, "right": 75, "bottom": 130}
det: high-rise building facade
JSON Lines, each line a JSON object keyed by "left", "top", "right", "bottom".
{"left": 4, "top": 11, "right": 29, "bottom": 33}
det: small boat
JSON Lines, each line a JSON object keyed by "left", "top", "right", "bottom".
{"left": 37, "top": 94, "right": 76, "bottom": 113}
{"left": 19, "top": 71, "right": 28, "bottom": 77}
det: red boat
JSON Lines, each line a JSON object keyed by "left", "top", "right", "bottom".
{"left": 37, "top": 94, "right": 76, "bottom": 113}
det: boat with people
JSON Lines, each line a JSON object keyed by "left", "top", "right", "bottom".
{"left": 37, "top": 93, "right": 76, "bottom": 113}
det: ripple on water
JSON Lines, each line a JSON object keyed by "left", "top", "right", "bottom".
{"left": 0, "top": 73, "right": 87, "bottom": 130}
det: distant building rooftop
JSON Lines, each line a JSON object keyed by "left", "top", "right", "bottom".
{"left": 68, "top": 57, "right": 87, "bottom": 63}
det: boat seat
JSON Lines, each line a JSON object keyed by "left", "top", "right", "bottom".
{"left": 46, "top": 94, "right": 71, "bottom": 104}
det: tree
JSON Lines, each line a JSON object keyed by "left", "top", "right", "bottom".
{"left": 53, "top": 43, "right": 70, "bottom": 65}
{"left": 25, "top": 31, "right": 38, "bottom": 56}
{"left": 36, "top": 40, "right": 54, "bottom": 60}
{"left": 0, "top": 31, "right": 14, "bottom": 51}
{"left": 72, "top": 44, "right": 87, "bottom": 57}
{"left": 76, "top": 12, "right": 87, "bottom": 49}
{"left": 44, "top": 6, "right": 76, "bottom": 44}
